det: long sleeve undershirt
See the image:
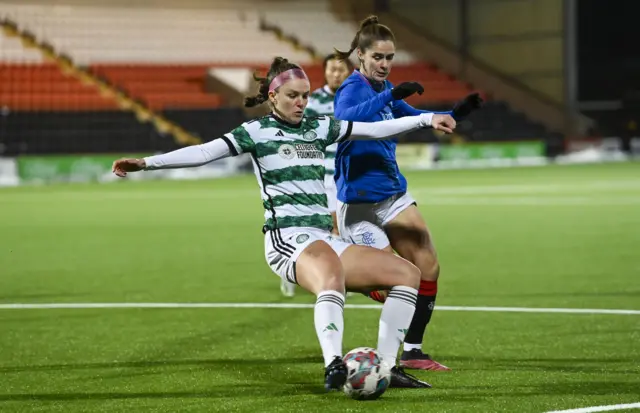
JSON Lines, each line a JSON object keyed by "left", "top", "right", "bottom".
{"left": 143, "top": 114, "right": 433, "bottom": 170}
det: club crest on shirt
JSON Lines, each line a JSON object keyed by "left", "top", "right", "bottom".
{"left": 303, "top": 130, "right": 318, "bottom": 141}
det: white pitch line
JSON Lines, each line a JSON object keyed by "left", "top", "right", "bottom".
{"left": 412, "top": 196, "right": 640, "bottom": 206}
{"left": 0, "top": 303, "right": 638, "bottom": 315}
{"left": 544, "top": 402, "right": 640, "bottom": 413}
{"left": 434, "top": 306, "right": 640, "bottom": 315}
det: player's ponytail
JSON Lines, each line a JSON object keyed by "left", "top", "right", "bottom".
{"left": 334, "top": 15, "right": 395, "bottom": 61}
{"left": 244, "top": 56, "right": 302, "bottom": 107}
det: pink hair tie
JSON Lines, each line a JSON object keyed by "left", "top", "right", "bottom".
{"left": 268, "top": 68, "right": 309, "bottom": 93}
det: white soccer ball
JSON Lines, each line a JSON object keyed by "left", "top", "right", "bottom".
{"left": 343, "top": 347, "right": 391, "bottom": 400}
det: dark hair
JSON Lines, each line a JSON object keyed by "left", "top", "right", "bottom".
{"left": 244, "top": 56, "right": 301, "bottom": 107}
{"left": 334, "top": 15, "right": 395, "bottom": 61}
{"left": 323, "top": 53, "right": 354, "bottom": 72}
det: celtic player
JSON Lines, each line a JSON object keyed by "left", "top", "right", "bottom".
{"left": 112, "top": 56, "right": 456, "bottom": 391}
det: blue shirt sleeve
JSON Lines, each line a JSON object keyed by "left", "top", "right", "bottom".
{"left": 393, "top": 99, "right": 455, "bottom": 119}
{"left": 334, "top": 85, "right": 394, "bottom": 121}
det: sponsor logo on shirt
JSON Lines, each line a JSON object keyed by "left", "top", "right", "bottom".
{"left": 278, "top": 144, "right": 324, "bottom": 160}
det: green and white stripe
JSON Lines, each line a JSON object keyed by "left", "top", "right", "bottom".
{"left": 225, "top": 114, "right": 345, "bottom": 231}
{"left": 305, "top": 85, "right": 338, "bottom": 175}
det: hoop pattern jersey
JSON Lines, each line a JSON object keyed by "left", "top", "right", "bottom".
{"left": 222, "top": 114, "right": 354, "bottom": 283}
{"left": 305, "top": 85, "right": 339, "bottom": 212}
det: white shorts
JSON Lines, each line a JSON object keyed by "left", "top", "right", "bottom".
{"left": 336, "top": 192, "right": 417, "bottom": 250}
{"left": 324, "top": 174, "right": 337, "bottom": 213}
{"left": 265, "top": 227, "right": 352, "bottom": 284}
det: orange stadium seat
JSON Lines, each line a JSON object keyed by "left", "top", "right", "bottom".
{"left": 0, "top": 63, "right": 119, "bottom": 111}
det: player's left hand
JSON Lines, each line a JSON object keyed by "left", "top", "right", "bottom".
{"left": 112, "top": 158, "right": 146, "bottom": 177}
{"left": 452, "top": 92, "right": 483, "bottom": 119}
{"left": 432, "top": 114, "right": 456, "bottom": 134}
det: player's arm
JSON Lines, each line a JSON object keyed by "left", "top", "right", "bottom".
{"left": 394, "top": 93, "right": 483, "bottom": 121}
{"left": 329, "top": 114, "right": 455, "bottom": 144}
{"left": 393, "top": 99, "right": 453, "bottom": 118}
{"left": 112, "top": 124, "right": 253, "bottom": 177}
{"left": 334, "top": 85, "right": 393, "bottom": 120}
{"left": 335, "top": 81, "right": 428, "bottom": 121}
{"left": 144, "top": 138, "right": 234, "bottom": 169}
{"left": 112, "top": 138, "right": 235, "bottom": 177}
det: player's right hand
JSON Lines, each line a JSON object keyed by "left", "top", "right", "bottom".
{"left": 112, "top": 158, "right": 146, "bottom": 177}
{"left": 431, "top": 114, "right": 456, "bottom": 134}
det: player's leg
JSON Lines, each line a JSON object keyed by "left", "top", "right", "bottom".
{"left": 278, "top": 174, "right": 340, "bottom": 299}
{"left": 383, "top": 194, "right": 449, "bottom": 371}
{"left": 296, "top": 239, "right": 349, "bottom": 390}
{"left": 340, "top": 243, "right": 418, "bottom": 365}
{"left": 330, "top": 211, "right": 339, "bottom": 236}
{"left": 336, "top": 198, "right": 392, "bottom": 303}
{"left": 265, "top": 229, "right": 347, "bottom": 390}
{"left": 338, "top": 243, "right": 431, "bottom": 388}
{"left": 280, "top": 278, "right": 296, "bottom": 297}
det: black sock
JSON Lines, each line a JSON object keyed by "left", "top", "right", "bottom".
{"left": 404, "top": 294, "right": 436, "bottom": 346}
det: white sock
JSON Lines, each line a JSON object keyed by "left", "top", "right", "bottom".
{"left": 314, "top": 290, "right": 345, "bottom": 367}
{"left": 377, "top": 286, "right": 418, "bottom": 367}
{"left": 404, "top": 342, "right": 422, "bottom": 352}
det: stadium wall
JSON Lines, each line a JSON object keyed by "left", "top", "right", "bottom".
{"left": 388, "top": 0, "right": 564, "bottom": 104}
{"left": 341, "top": 0, "right": 592, "bottom": 137}
{"left": 5, "top": 139, "right": 637, "bottom": 188}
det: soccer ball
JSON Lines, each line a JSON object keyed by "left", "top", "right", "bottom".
{"left": 343, "top": 347, "right": 391, "bottom": 400}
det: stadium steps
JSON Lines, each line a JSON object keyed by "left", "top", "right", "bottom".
{"left": 259, "top": 1, "right": 416, "bottom": 64}
{"left": 0, "top": 22, "right": 119, "bottom": 112}
{"left": 0, "top": 18, "right": 201, "bottom": 146}
{"left": 89, "top": 64, "right": 224, "bottom": 113}
{"left": 0, "top": 2, "right": 315, "bottom": 133}
{"left": 258, "top": 18, "right": 320, "bottom": 61}
{"left": 261, "top": 0, "right": 563, "bottom": 145}
{"left": 257, "top": 2, "right": 482, "bottom": 107}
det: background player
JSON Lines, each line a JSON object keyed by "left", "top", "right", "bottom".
{"left": 280, "top": 53, "right": 354, "bottom": 298}
{"left": 112, "top": 56, "right": 456, "bottom": 390}
{"left": 333, "top": 15, "right": 483, "bottom": 371}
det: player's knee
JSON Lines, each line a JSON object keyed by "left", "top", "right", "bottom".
{"left": 419, "top": 259, "right": 440, "bottom": 282}
{"left": 297, "top": 242, "right": 345, "bottom": 294}
{"left": 396, "top": 259, "right": 421, "bottom": 290}
{"left": 408, "top": 244, "right": 439, "bottom": 281}
{"left": 322, "top": 271, "right": 345, "bottom": 292}
{"left": 317, "top": 258, "right": 345, "bottom": 292}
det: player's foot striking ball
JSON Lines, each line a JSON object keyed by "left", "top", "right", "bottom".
{"left": 324, "top": 356, "right": 348, "bottom": 391}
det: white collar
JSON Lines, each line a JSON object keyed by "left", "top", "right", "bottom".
{"left": 323, "top": 85, "right": 336, "bottom": 96}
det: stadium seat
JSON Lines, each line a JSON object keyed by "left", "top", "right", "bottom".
{"left": 0, "top": 31, "right": 119, "bottom": 112}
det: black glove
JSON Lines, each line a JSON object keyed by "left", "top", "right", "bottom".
{"left": 452, "top": 92, "right": 483, "bottom": 119}
{"left": 391, "top": 82, "right": 424, "bottom": 100}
